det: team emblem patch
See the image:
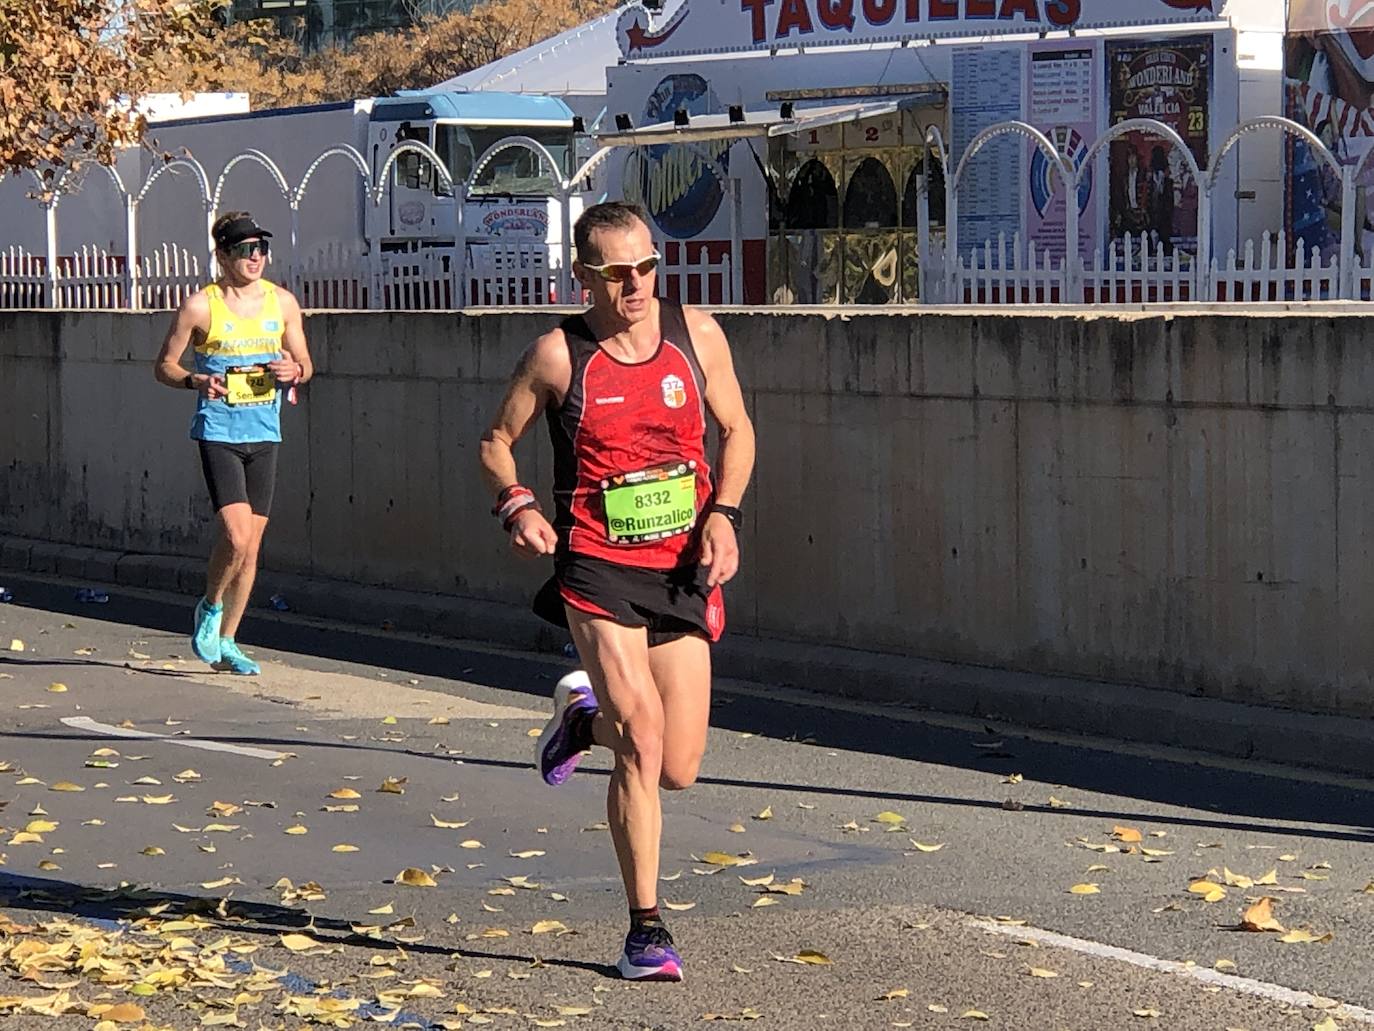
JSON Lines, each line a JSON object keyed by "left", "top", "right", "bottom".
{"left": 263, "top": 319, "right": 281, "bottom": 332}
{"left": 660, "top": 374, "right": 686, "bottom": 409}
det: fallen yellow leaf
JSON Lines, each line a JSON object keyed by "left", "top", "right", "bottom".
{"left": 46, "top": 683, "right": 67, "bottom": 693}
{"left": 377, "top": 777, "right": 407, "bottom": 794}
{"left": 25, "top": 819, "right": 57, "bottom": 833}
{"left": 1027, "top": 967, "right": 1059, "bottom": 978}
{"left": 752, "top": 896, "right": 779, "bottom": 908}
{"left": 1068, "top": 883, "right": 1100, "bottom": 895}
{"left": 1112, "top": 826, "right": 1143, "bottom": 843}
{"left": 460, "top": 839, "right": 484, "bottom": 849}
{"left": 280, "top": 933, "right": 326, "bottom": 952}
{"left": 880, "top": 988, "right": 909, "bottom": 1001}
{"left": 101, "top": 1003, "right": 146, "bottom": 1023}
{"left": 430, "top": 814, "right": 469, "bottom": 829}
{"left": 700, "top": 851, "right": 752, "bottom": 867}
{"left": 284, "top": 825, "right": 308, "bottom": 835}
{"left": 874, "top": 811, "right": 906, "bottom": 825}
{"left": 332, "top": 843, "right": 359, "bottom": 853}
{"left": 908, "top": 840, "right": 945, "bottom": 853}
{"left": 663, "top": 901, "right": 696, "bottom": 911}
{"left": 395, "top": 867, "right": 437, "bottom": 887}
{"left": 961, "top": 1011, "right": 989, "bottom": 1021}
{"left": 1133, "top": 1009, "right": 1161, "bottom": 1019}
{"left": 48, "top": 781, "right": 83, "bottom": 792}
{"left": 1240, "top": 897, "right": 1284, "bottom": 933}
{"left": 328, "top": 788, "right": 361, "bottom": 799}
{"left": 1278, "top": 929, "right": 1332, "bottom": 944}
{"left": 8, "top": 640, "right": 23, "bottom": 652}
{"left": 754, "top": 806, "right": 773, "bottom": 820}
{"left": 794, "top": 950, "right": 831, "bottom": 965}
{"left": 530, "top": 920, "right": 568, "bottom": 934}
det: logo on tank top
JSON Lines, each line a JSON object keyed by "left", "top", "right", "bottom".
{"left": 661, "top": 374, "right": 687, "bottom": 409}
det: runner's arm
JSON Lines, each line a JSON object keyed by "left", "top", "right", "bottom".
{"left": 688, "top": 309, "right": 755, "bottom": 587}
{"left": 479, "top": 331, "right": 570, "bottom": 556}
{"left": 269, "top": 290, "right": 313, "bottom": 385}
{"left": 479, "top": 330, "right": 567, "bottom": 494}
{"left": 690, "top": 311, "right": 755, "bottom": 509}
{"left": 153, "top": 293, "right": 224, "bottom": 398}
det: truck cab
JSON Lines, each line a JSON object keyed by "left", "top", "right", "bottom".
{"left": 364, "top": 92, "right": 580, "bottom": 254}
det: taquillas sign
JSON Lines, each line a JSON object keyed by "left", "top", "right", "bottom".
{"left": 618, "top": 0, "right": 1218, "bottom": 59}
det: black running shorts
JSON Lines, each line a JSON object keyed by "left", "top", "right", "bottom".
{"left": 534, "top": 553, "right": 726, "bottom": 647}
{"left": 197, "top": 440, "right": 279, "bottom": 516}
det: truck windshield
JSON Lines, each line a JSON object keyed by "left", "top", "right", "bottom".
{"left": 436, "top": 125, "right": 572, "bottom": 196}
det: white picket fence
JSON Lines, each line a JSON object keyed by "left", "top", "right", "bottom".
{"left": 658, "top": 243, "right": 732, "bottom": 306}
{"left": 928, "top": 229, "right": 1357, "bottom": 305}
{"left": 0, "top": 243, "right": 201, "bottom": 310}
{"left": 0, "top": 247, "right": 46, "bottom": 308}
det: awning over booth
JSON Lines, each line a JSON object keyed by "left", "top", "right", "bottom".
{"left": 594, "top": 96, "right": 934, "bottom": 147}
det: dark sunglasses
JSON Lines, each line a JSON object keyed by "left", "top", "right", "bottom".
{"left": 225, "top": 239, "right": 270, "bottom": 259}
{"left": 581, "top": 252, "right": 660, "bottom": 283}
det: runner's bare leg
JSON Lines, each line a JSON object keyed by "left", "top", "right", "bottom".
{"left": 567, "top": 609, "right": 664, "bottom": 909}
{"left": 220, "top": 513, "right": 268, "bottom": 638}
{"left": 648, "top": 633, "right": 711, "bottom": 791}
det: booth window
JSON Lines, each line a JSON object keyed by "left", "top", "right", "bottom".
{"left": 901, "top": 157, "right": 946, "bottom": 229}
{"left": 784, "top": 159, "right": 839, "bottom": 230}
{"left": 843, "top": 157, "right": 897, "bottom": 230}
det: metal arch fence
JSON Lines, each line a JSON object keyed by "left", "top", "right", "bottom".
{"left": 912, "top": 113, "right": 1363, "bottom": 305}
{"left": 1, "top": 114, "right": 1358, "bottom": 310}
{"left": 0, "top": 136, "right": 626, "bottom": 311}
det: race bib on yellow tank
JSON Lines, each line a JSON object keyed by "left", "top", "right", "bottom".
{"left": 601, "top": 462, "right": 697, "bottom": 544}
{"left": 224, "top": 365, "right": 276, "bottom": 406}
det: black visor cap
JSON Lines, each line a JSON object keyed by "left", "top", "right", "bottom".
{"left": 214, "top": 216, "right": 274, "bottom": 249}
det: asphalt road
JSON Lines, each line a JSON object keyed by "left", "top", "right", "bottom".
{"left": 0, "top": 572, "right": 1370, "bottom": 1029}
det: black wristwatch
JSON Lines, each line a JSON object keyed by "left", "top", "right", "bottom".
{"left": 182, "top": 373, "right": 196, "bottom": 390}
{"left": 707, "top": 503, "right": 743, "bottom": 532}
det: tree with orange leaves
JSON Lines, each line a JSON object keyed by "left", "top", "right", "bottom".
{"left": 0, "top": 0, "right": 222, "bottom": 179}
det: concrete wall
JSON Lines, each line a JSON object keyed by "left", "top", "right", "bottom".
{"left": 4, "top": 307, "right": 1373, "bottom": 719}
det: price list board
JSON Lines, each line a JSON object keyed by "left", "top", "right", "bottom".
{"left": 951, "top": 46, "right": 1025, "bottom": 258}
{"left": 1025, "top": 44, "right": 1100, "bottom": 261}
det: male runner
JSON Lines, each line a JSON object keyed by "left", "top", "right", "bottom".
{"left": 154, "top": 211, "right": 312, "bottom": 675}
{"left": 479, "top": 201, "right": 755, "bottom": 982}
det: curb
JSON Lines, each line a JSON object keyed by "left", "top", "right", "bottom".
{"left": 4, "top": 533, "right": 1373, "bottom": 779}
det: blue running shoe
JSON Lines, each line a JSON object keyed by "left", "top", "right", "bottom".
{"left": 215, "top": 638, "right": 260, "bottom": 676}
{"left": 536, "top": 670, "right": 597, "bottom": 786}
{"left": 192, "top": 598, "right": 223, "bottom": 664}
{"left": 616, "top": 923, "right": 683, "bottom": 982}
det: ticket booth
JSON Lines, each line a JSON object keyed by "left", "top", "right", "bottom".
{"left": 768, "top": 92, "right": 946, "bottom": 304}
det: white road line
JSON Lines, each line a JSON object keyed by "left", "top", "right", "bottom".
{"left": 972, "top": 919, "right": 1374, "bottom": 1022}
{"left": 60, "top": 716, "right": 286, "bottom": 761}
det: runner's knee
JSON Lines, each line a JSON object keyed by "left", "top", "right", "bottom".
{"left": 616, "top": 707, "right": 665, "bottom": 772}
{"left": 659, "top": 756, "right": 700, "bottom": 791}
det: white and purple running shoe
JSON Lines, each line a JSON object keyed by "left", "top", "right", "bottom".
{"left": 616, "top": 923, "right": 684, "bottom": 981}
{"left": 536, "top": 670, "right": 598, "bottom": 786}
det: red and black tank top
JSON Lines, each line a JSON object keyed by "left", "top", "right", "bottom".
{"left": 547, "top": 299, "right": 711, "bottom": 570}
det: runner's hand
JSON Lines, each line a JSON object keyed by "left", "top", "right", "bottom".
{"left": 509, "top": 508, "right": 558, "bottom": 557}
{"left": 198, "top": 374, "right": 228, "bottom": 400}
{"left": 699, "top": 513, "right": 739, "bottom": 588}
{"left": 268, "top": 354, "right": 301, "bottom": 382}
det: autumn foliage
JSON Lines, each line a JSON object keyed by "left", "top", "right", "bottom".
{"left": 2, "top": 0, "right": 614, "bottom": 178}
{"left": 149, "top": 0, "right": 618, "bottom": 110}
{"left": 0, "top": 0, "right": 222, "bottom": 178}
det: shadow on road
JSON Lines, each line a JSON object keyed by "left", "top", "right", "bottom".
{"left": 4, "top": 573, "right": 1373, "bottom": 846}
{"left": 0, "top": 871, "right": 617, "bottom": 977}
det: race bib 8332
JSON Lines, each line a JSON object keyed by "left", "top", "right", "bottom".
{"left": 601, "top": 462, "right": 697, "bottom": 544}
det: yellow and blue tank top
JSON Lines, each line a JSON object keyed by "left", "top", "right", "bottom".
{"left": 191, "top": 281, "right": 286, "bottom": 444}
